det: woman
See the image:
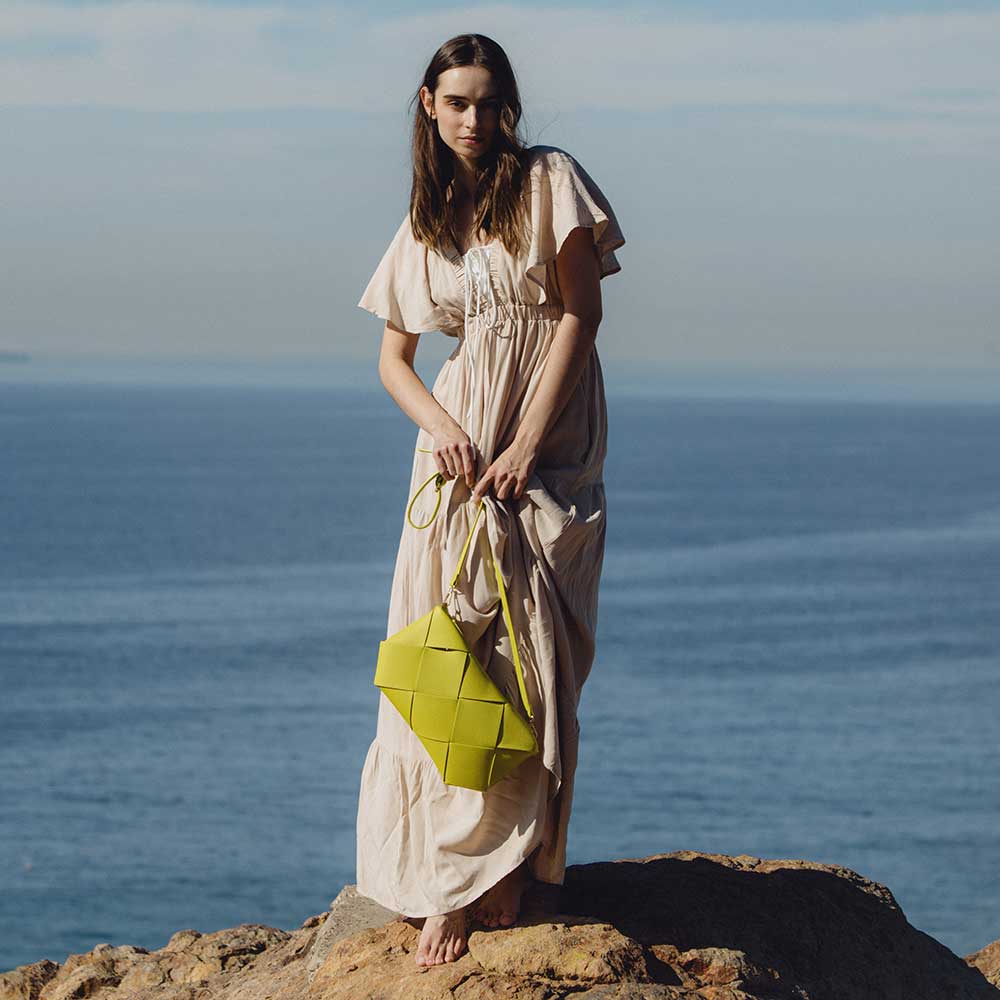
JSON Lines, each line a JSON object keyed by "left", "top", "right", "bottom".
{"left": 355, "top": 33, "right": 625, "bottom": 967}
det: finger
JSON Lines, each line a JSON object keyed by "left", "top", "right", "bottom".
{"left": 436, "top": 446, "right": 458, "bottom": 478}
{"left": 472, "top": 471, "right": 492, "bottom": 503}
{"left": 461, "top": 444, "right": 476, "bottom": 488}
{"left": 453, "top": 444, "right": 469, "bottom": 481}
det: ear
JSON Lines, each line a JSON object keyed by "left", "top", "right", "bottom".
{"left": 419, "top": 86, "right": 435, "bottom": 118}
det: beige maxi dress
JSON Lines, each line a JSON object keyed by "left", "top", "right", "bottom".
{"left": 355, "top": 144, "right": 625, "bottom": 918}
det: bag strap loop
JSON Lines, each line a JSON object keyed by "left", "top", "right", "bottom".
{"left": 407, "top": 447, "right": 534, "bottom": 723}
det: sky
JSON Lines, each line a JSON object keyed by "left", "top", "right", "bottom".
{"left": 1, "top": 1, "right": 999, "bottom": 367}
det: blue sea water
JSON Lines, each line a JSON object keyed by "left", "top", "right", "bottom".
{"left": 1, "top": 354, "right": 998, "bottom": 972}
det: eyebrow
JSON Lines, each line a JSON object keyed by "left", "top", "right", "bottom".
{"left": 441, "top": 93, "right": 500, "bottom": 101}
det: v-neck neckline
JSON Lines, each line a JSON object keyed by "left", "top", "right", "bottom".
{"left": 442, "top": 238, "right": 500, "bottom": 308}
{"left": 445, "top": 182, "right": 494, "bottom": 260}
{"left": 449, "top": 238, "right": 495, "bottom": 260}
{"left": 444, "top": 238, "right": 496, "bottom": 274}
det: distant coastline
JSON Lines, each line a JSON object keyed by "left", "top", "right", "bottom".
{"left": 0, "top": 351, "right": 30, "bottom": 362}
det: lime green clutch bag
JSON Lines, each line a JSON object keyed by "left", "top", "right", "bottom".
{"left": 373, "top": 460, "right": 540, "bottom": 792}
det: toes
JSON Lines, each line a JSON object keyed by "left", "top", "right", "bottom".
{"left": 415, "top": 927, "right": 434, "bottom": 965}
{"left": 499, "top": 911, "right": 516, "bottom": 926}
{"left": 414, "top": 915, "right": 470, "bottom": 967}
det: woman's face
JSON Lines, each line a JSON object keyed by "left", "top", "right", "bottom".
{"left": 422, "top": 65, "right": 501, "bottom": 164}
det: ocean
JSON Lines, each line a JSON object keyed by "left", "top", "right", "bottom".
{"left": 1, "top": 354, "right": 998, "bottom": 972}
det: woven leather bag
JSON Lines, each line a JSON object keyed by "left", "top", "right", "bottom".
{"left": 373, "top": 456, "right": 540, "bottom": 792}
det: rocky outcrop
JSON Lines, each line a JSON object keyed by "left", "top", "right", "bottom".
{"left": 3, "top": 850, "right": 999, "bottom": 1000}
{"left": 968, "top": 940, "right": 1000, "bottom": 989}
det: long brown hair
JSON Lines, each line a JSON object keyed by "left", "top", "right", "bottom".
{"left": 408, "top": 34, "right": 531, "bottom": 260}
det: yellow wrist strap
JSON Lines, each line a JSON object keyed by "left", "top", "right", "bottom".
{"left": 405, "top": 448, "right": 533, "bottom": 722}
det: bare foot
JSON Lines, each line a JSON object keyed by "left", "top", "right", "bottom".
{"left": 414, "top": 907, "right": 467, "bottom": 966}
{"left": 470, "top": 860, "right": 532, "bottom": 928}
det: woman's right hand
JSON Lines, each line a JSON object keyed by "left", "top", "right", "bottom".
{"left": 430, "top": 421, "right": 478, "bottom": 490}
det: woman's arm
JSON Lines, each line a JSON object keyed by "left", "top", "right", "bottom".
{"left": 378, "top": 325, "right": 478, "bottom": 489}
{"left": 472, "top": 226, "right": 603, "bottom": 502}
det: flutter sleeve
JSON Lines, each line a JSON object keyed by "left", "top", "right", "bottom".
{"left": 523, "top": 146, "right": 626, "bottom": 305}
{"left": 357, "top": 213, "right": 450, "bottom": 334}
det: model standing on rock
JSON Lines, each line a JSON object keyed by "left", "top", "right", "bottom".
{"left": 355, "top": 32, "right": 626, "bottom": 968}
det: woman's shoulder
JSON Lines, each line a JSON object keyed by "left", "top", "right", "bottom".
{"left": 522, "top": 145, "right": 607, "bottom": 196}
{"left": 394, "top": 210, "right": 429, "bottom": 257}
{"left": 523, "top": 144, "right": 579, "bottom": 174}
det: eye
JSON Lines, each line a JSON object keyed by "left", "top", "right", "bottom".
{"left": 447, "top": 99, "right": 500, "bottom": 110}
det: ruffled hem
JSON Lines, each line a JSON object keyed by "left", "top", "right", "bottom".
{"left": 523, "top": 146, "right": 626, "bottom": 306}
{"left": 356, "top": 299, "right": 446, "bottom": 336}
{"left": 355, "top": 735, "right": 558, "bottom": 918}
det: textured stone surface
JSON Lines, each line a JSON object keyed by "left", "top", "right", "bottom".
{"left": 2, "top": 850, "right": 998, "bottom": 1000}
{"left": 968, "top": 939, "right": 1000, "bottom": 988}
{"left": 465, "top": 918, "right": 649, "bottom": 982}
{"left": 304, "top": 883, "right": 399, "bottom": 981}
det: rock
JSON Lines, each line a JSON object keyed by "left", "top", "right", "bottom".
{"left": 304, "top": 884, "right": 399, "bottom": 981}
{"left": 465, "top": 918, "right": 649, "bottom": 982}
{"left": 967, "top": 939, "right": 1000, "bottom": 987}
{"left": 2, "top": 850, "right": 998, "bottom": 1000}
{"left": 39, "top": 962, "right": 121, "bottom": 1000}
{"left": 0, "top": 961, "right": 60, "bottom": 1000}
{"left": 1, "top": 923, "right": 306, "bottom": 1000}
{"left": 553, "top": 850, "right": 998, "bottom": 998}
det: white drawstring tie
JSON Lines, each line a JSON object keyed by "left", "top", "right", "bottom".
{"left": 462, "top": 246, "right": 500, "bottom": 444}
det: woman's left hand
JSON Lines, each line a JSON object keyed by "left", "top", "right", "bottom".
{"left": 472, "top": 437, "right": 539, "bottom": 503}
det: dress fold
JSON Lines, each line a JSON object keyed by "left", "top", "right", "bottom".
{"left": 354, "top": 144, "right": 624, "bottom": 917}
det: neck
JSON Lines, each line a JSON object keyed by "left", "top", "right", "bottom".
{"left": 451, "top": 154, "right": 480, "bottom": 198}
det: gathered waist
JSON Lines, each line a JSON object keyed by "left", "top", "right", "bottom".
{"left": 491, "top": 301, "right": 564, "bottom": 318}
{"left": 443, "top": 300, "right": 564, "bottom": 337}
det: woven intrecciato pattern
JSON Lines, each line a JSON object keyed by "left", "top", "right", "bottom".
{"left": 374, "top": 602, "right": 539, "bottom": 791}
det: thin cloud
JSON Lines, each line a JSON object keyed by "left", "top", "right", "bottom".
{"left": 0, "top": 3, "right": 998, "bottom": 143}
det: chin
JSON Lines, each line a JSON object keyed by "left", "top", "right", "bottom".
{"left": 453, "top": 139, "right": 492, "bottom": 156}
